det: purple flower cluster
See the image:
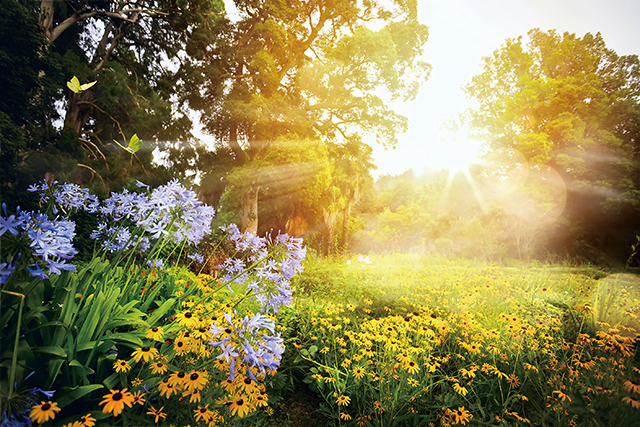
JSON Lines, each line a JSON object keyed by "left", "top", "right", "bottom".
{"left": 0, "top": 204, "right": 77, "bottom": 284}
{"left": 28, "top": 180, "right": 98, "bottom": 214}
{"left": 209, "top": 310, "right": 285, "bottom": 380}
{"left": 91, "top": 179, "right": 215, "bottom": 251}
{"left": 219, "top": 224, "right": 306, "bottom": 313}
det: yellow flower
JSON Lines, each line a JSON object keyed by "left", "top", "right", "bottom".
{"left": 336, "top": 395, "right": 351, "bottom": 406}
{"left": 149, "top": 361, "right": 168, "bottom": 375}
{"left": 408, "top": 378, "right": 419, "bottom": 387}
{"left": 113, "top": 359, "right": 131, "bottom": 373}
{"left": 404, "top": 360, "right": 420, "bottom": 375}
{"left": 622, "top": 396, "right": 640, "bottom": 409}
{"left": 451, "top": 406, "right": 473, "bottom": 425}
{"left": 77, "top": 413, "right": 96, "bottom": 427}
{"left": 194, "top": 405, "right": 214, "bottom": 422}
{"left": 100, "top": 389, "right": 134, "bottom": 417}
{"left": 131, "top": 346, "right": 159, "bottom": 363}
{"left": 553, "top": 390, "right": 572, "bottom": 402}
{"left": 29, "top": 401, "right": 61, "bottom": 424}
{"left": 623, "top": 379, "right": 640, "bottom": 394}
{"left": 176, "top": 311, "right": 201, "bottom": 328}
{"left": 229, "top": 397, "right": 251, "bottom": 418}
{"left": 352, "top": 367, "right": 366, "bottom": 379}
{"left": 168, "top": 371, "right": 188, "bottom": 388}
{"left": 184, "top": 370, "right": 209, "bottom": 392}
{"left": 453, "top": 382, "right": 468, "bottom": 396}
{"left": 158, "top": 379, "right": 179, "bottom": 398}
{"left": 340, "top": 412, "right": 352, "bottom": 420}
{"left": 145, "top": 327, "right": 164, "bottom": 341}
{"left": 146, "top": 406, "right": 167, "bottom": 423}
{"left": 131, "top": 390, "right": 145, "bottom": 405}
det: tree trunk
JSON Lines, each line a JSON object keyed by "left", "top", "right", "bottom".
{"left": 240, "top": 173, "right": 259, "bottom": 234}
{"left": 285, "top": 204, "right": 308, "bottom": 237}
{"left": 64, "top": 91, "right": 94, "bottom": 134}
{"left": 340, "top": 203, "right": 351, "bottom": 253}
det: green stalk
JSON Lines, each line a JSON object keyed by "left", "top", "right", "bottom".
{"left": 2, "top": 290, "right": 25, "bottom": 397}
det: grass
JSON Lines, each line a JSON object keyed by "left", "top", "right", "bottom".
{"left": 259, "top": 254, "right": 640, "bottom": 427}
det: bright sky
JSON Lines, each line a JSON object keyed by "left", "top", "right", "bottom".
{"left": 371, "top": 0, "right": 640, "bottom": 178}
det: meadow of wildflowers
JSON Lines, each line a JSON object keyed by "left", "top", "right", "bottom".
{"left": 1, "top": 179, "right": 639, "bottom": 427}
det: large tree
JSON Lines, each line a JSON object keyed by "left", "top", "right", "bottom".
{"left": 465, "top": 29, "right": 640, "bottom": 262}
{"left": 190, "top": 0, "right": 431, "bottom": 233}
{"left": 1, "top": 0, "right": 225, "bottom": 200}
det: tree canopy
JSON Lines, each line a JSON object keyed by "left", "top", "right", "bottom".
{"left": 465, "top": 29, "right": 640, "bottom": 262}
{"left": 188, "top": 0, "right": 430, "bottom": 233}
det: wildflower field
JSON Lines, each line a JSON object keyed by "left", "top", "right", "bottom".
{"left": 1, "top": 180, "right": 639, "bottom": 427}
{"left": 267, "top": 256, "right": 640, "bottom": 427}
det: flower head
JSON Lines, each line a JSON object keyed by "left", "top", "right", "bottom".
{"left": 29, "top": 401, "right": 61, "bottom": 424}
{"left": 100, "top": 389, "right": 134, "bottom": 417}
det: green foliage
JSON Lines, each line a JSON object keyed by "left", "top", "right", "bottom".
{"left": 465, "top": 29, "right": 640, "bottom": 263}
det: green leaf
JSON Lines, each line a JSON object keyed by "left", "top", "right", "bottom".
{"left": 146, "top": 298, "right": 176, "bottom": 325}
{"left": 56, "top": 384, "right": 104, "bottom": 409}
{"left": 32, "top": 346, "right": 67, "bottom": 357}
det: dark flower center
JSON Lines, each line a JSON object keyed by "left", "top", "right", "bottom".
{"left": 152, "top": 327, "right": 159, "bottom": 332}
{"left": 224, "top": 328, "right": 232, "bottom": 334}
{"left": 142, "top": 346, "right": 150, "bottom": 352}
{"left": 190, "top": 373, "right": 199, "bottom": 381}
{"left": 199, "top": 408, "right": 207, "bottom": 413}
{"left": 177, "top": 372, "right": 185, "bottom": 378}
{"left": 237, "top": 399, "right": 244, "bottom": 406}
{"left": 42, "top": 403, "right": 51, "bottom": 411}
{"left": 177, "top": 341, "right": 184, "bottom": 347}
{"left": 199, "top": 328, "right": 206, "bottom": 333}
{"left": 157, "top": 363, "right": 164, "bottom": 367}
{"left": 185, "top": 312, "right": 192, "bottom": 318}
{"left": 244, "top": 378, "right": 252, "bottom": 385}
{"left": 113, "top": 392, "right": 123, "bottom": 401}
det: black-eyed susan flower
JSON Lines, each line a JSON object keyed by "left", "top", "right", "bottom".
{"left": 149, "top": 361, "right": 168, "bottom": 375}
{"left": 131, "top": 346, "right": 159, "bottom": 363}
{"left": 146, "top": 406, "right": 166, "bottom": 423}
{"left": 168, "top": 371, "right": 187, "bottom": 388}
{"left": 113, "top": 359, "right": 131, "bottom": 373}
{"left": 255, "top": 391, "right": 268, "bottom": 407}
{"left": 131, "top": 390, "right": 145, "bottom": 405}
{"left": 622, "top": 396, "right": 640, "bottom": 409}
{"left": 336, "top": 395, "right": 351, "bottom": 407}
{"left": 408, "top": 378, "right": 419, "bottom": 387}
{"left": 176, "top": 311, "right": 201, "bottom": 328}
{"left": 553, "top": 390, "right": 571, "bottom": 402}
{"left": 453, "top": 382, "right": 468, "bottom": 396}
{"left": 183, "top": 388, "right": 202, "bottom": 403}
{"left": 29, "top": 401, "right": 61, "bottom": 424}
{"left": 100, "top": 389, "right": 134, "bottom": 417}
{"left": 77, "top": 413, "right": 96, "bottom": 427}
{"left": 158, "top": 379, "right": 179, "bottom": 398}
{"left": 184, "top": 370, "right": 209, "bottom": 392}
{"left": 623, "top": 379, "right": 640, "bottom": 394}
{"left": 145, "top": 327, "right": 164, "bottom": 341}
{"left": 194, "top": 405, "right": 213, "bottom": 422}
{"left": 404, "top": 361, "right": 420, "bottom": 375}
{"left": 62, "top": 422, "right": 82, "bottom": 427}
{"left": 229, "top": 397, "right": 251, "bottom": 417}
{"left": 340, "top": 412, "right": 352, "bottom": 420}
{"left": 352, "top": 367, "right": 366, "bottom": 380}
{"left": 173, "top": 337, "right": 191, "bottom": 356}
{"left": 451, "top": 407, "right": 473, "bottom": 425}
